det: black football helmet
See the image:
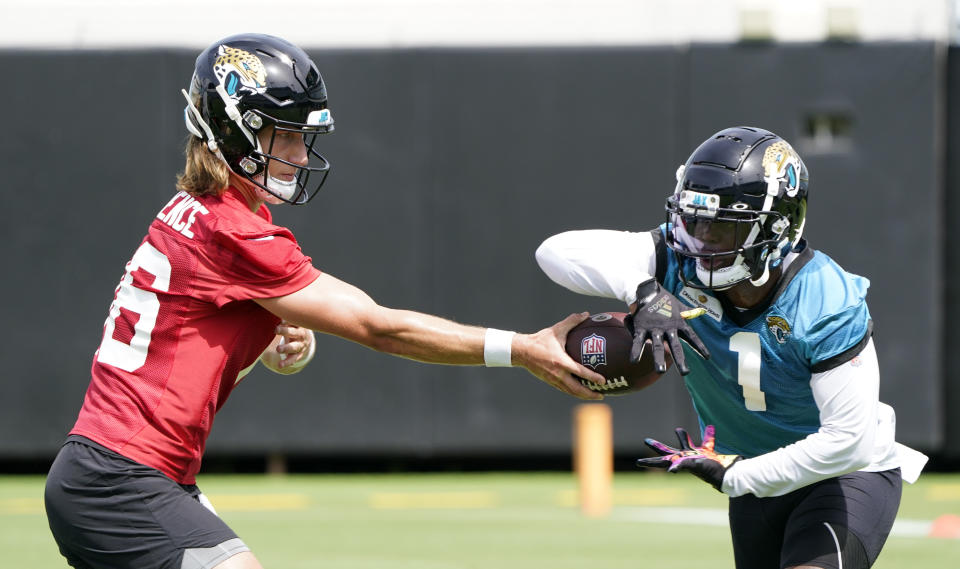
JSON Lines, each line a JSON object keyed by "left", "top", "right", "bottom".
{"left": 664, "top": 126, "right": 809, "bottom": 290}
{"left": 182, "top": 33, "right": 334, "bottom": 204}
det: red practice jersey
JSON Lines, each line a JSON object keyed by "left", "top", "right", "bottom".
{"left": 71, "top": 187, "right": 321, "bottom": 484}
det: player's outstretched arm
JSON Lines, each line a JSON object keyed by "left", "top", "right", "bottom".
{"left": 255, "top": 273, "right": 606, "bottom": 399}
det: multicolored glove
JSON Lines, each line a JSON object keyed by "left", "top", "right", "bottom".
{"left": 635, "top": 425, "right": 741, "bottom": 492}
{"left": 626, "top": 278, "right": 709, "bottom": 375}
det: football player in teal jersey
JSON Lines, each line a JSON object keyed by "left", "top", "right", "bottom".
{"left": 536, "top": 126, "right": 928, "bottom": 569}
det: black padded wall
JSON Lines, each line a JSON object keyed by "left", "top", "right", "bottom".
{"left": 0, "top": 42, "right": 946, "bottom": 461}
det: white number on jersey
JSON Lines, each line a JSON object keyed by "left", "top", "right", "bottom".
{"left": 96, "top": 242, "right": 171, "bottom": 372}
{"left": 730, "top": 331, "right": 767, "bottom": 411}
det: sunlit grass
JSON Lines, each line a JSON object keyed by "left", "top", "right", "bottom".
{"left": 4, "top": 471, "right": 956, "bottom": 568}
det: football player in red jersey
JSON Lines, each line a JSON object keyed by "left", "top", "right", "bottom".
{"left": 44, "top": 33, "right": 605, "bottom": 569}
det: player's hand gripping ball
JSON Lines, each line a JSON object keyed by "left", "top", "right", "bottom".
{"left": 564, "top": 312, "right": 669, "bottom": 396}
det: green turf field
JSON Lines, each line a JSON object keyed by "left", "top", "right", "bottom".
{"left": 4, "top": 471, "right": 957, "bottom": 568}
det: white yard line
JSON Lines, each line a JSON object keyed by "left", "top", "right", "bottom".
{"left": 613, "top": 507, "right": 937, "bottom": 538}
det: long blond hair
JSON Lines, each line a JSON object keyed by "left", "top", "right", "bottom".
{"left": 175, "top": 137, "right": 231, "bottom": 197}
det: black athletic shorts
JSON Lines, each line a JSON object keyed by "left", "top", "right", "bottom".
{"left": 728, "top": 468, "right": 902, "bottom": 569}
{"left": 44, "top": 436, "right": 249, "bottom": 569}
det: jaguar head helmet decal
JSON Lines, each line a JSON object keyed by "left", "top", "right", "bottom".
{"left": 762, "top": 140, "right": 803, "bottom": 198}
{"left": 213, "top": 45, "right": 267, "bottom": 99}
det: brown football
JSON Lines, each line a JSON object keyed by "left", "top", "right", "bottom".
{"left": 565, "top": 312, "right": 671, "bottom": 396}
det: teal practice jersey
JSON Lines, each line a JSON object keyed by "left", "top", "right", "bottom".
{"left": 656, "top": 227, "right": 873, "bottom": 458}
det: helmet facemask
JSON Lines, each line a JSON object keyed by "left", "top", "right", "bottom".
{"left": 665, "top": 190, "right": 794, "bottom": 290}
{"left": 232, "top": 108, "right": 333, "bottom": 205}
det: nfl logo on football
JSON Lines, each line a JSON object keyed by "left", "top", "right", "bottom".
{"left": 580, "top": 333, "right": 606, "bottom": 369}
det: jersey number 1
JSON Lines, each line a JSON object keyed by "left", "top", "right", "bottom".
{"left": 96, "top": 242, "right": 171, "bottom": 372}
{"left": 729, "top": 331, "right": 767, "bottom": 411}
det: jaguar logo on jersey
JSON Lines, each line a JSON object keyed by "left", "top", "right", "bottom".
{"left": 766, "top": 315, "right": 792, "bottom": 344}
{"left": 580, "top": 333, "right": 607, "bottom": 369}
{"left": 213, "top": 45, "right": 267, "bottom": 100}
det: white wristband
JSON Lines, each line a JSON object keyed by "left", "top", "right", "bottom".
{"left": 483, "top": 328, "right": 515, "bottom": 367}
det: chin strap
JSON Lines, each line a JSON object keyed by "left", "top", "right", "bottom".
{"left": 745, "top": 167, "right": 798, "bottom": 288}
{"left": 213, "top": 83, "right": 269, "bottom": 178}
{"left": 214, "top": 83, "right": 259, "bottom": 150}
{"left": 182, "top": 89, "right": 224, "bottom": 157}
{"left": 745, "top": 169, "right": 783, "bottom": 288}
{"left": 749, "top": 260, "right": 771, "bottom": 287}
{"left": 182, "top": 88, "right": 250, "bottom": 181}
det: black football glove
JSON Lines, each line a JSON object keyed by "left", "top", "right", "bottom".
{"left": 626, "top": 278, "right": 709, "bottom": 375}
{"left": 635, "top": 425, "right": 741, "bottom": 492}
